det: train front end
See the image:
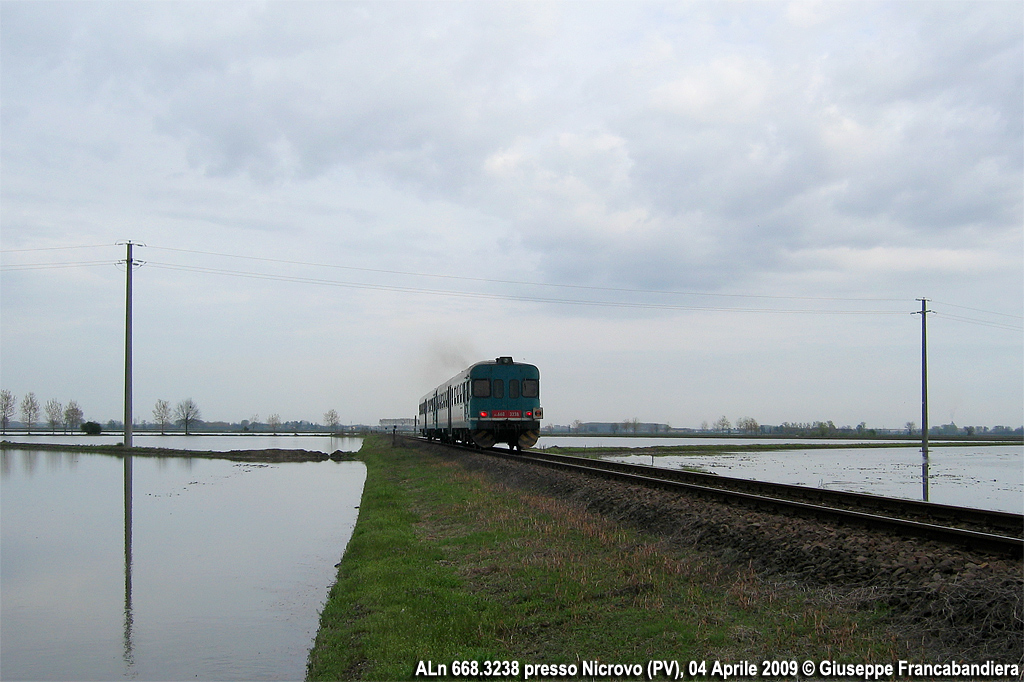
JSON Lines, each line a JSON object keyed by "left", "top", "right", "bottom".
{"left": 467, "top": 357, "right": 542, "bottom": 450}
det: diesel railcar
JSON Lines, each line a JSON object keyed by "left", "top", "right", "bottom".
{"left": 419, "top": 356, "right": 543, "bottom": 450}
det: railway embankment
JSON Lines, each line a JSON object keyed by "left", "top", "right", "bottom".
{"left": 307, "top": 436, "right": 1022, "bottom": 680}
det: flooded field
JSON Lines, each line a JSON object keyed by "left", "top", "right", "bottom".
{"left": 1, "top": 446, "right": 365, "bottom": 681}
{"left": 598, "top": 444, "right": 1023, "bottom": 514}
{"left": 1, "top": 433, "right": 362, "bottom": 453}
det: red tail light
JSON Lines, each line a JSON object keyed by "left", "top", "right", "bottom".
{"left": 526, "top": 411, "right": 532, "bottom": 417}
{"left": 479, "top": 411, "right": 488, "bottom": 418}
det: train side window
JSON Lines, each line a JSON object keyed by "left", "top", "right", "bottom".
{"left": 473, "top": 379, "right": 490, "bottom": 397}
{"left": 509, "top": 379, "right": 520, "bottom": 399}
{"left": 493, "top": 379, "right": 504, "bottom": 399}
{"left": 522, "top": 379, "right": 538, "bottom": 397}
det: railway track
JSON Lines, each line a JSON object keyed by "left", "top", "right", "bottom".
{"left": 420, "top": 439, "right": 1022, "bottom": 557}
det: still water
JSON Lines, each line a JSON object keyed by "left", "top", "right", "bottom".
{"left": 2, "top": 433, "right": 360, "bottom": 453}
{"left": 1, "top": 445, "right": 366, "bottom": 681}
{"left": 597, "top": 445, "right": 1023, "bottom": 514}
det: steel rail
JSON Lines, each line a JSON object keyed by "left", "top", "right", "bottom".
{"left": 431, "top": 441, "right": 1023, "bottom": 557}
{"left": 519, "top": 449, "right": 1024, "bottom": 536}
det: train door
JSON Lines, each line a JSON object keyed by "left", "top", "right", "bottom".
{"left": 433, "top": 390, "right": 439, "bottom": 432}
{"left": 447, "top": 385, "right": 453, "bottom": 432}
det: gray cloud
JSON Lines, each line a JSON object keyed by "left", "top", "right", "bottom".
{"left": 2, "top": 1, "right": 1020, "bottom": 426}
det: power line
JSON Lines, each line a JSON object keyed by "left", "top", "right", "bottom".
{"left": 930, "top": 298, "right": 1023, "bottom": 320}
{"left": 936, "top": 313, "right": 1024, "bottom": 332}
{"left": 0, "top": 244, "right": 113, "bottom": 253}
{"left": 0, "top": 260, "right": 117, "bottom": 270}
{"left": 144, "top": 260, "right": 908, "bottom": 315}
{"left": 144, "top": 244, "right": 907, "bottom": 304}
{"left": 4, "top": 242, "right": 1021, "bottom": 323}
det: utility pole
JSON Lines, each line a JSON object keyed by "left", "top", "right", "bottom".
{"left": 915, "top": 298, "right": 932, "bottom": 501}
{"left": 122, "top": 241, "right": 136, "bottom": 448}
{"left": 118, "top": 240, "right": 140, "bottom": 669}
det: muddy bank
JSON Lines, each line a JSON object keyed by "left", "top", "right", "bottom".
{"left": 0, "top": 440, "right": 356, "bottom": 462}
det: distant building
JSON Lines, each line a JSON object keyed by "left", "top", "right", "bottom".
{"left": 575, "top": 421, "right": 670, "bottom": 434}
{"left": 379, "top": 418, "right": 417, "bottom": 432}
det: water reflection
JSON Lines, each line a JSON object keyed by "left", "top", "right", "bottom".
{"left": 124, "top": 452, "right": 135, "bottom": 674}
{"left": 921, "top": 449, "right": 929, "bottom": 503}
{"left": 1, "top": 448, "right": 366, "bottom": 680}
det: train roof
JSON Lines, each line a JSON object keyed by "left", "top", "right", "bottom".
{"left": 419, "top": 357, "right": 538, "bottom": 401}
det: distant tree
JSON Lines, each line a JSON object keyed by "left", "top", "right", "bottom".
{"left": 63, "top": 400, "right": 83, "bottom": 433}
{"left": 812, "top": 420, "right": 837, "bottom": 437}
{"left": 714, "top": 416, "right": 731, "bottom": 433}
{"left": 323, "top": 409, "right": 340, "bottom": 431}
{"left": 44, "top": 399, "right": 63, "bottom": 433}
{"left": 153, "top": 399, "right": 172, "bottom": 435}
{"left": 20, "top": 393, "right": 40, "bottom": 431}
{"left": 175, "top": 398, "right": 201, "bottom": 435}
{"left": 0, "top": 390, "right": 15, "bottom": 434}
{"left": 250, "top": 413, "right": 260, "bottom": 432}
{"left": 82, "top": 421, "right": 102, "bottom": 435}
{"left": 736, "top": 417, "right": 759, "bottom": 434}
{"left": 700, "top": 420, "right": 709, "bottom": 432}
{"left": 267, "top": 413, "right": 281, "bottom": 435}
{"left": 905, "top": 421, "right": 916, "bottom": 436}
{"left": 571, "top": 419, "right": 583, "bottom": 433}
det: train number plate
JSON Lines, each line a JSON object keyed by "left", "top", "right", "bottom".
{"left": 490, "top": 410, "right": 522, "bottom": 418}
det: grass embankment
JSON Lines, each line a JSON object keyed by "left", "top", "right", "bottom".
{"left": 307, "top": 436, "right": 905, "bottom": 680}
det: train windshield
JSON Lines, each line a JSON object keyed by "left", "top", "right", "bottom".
{"left": 472, "top": 379, "right": 490, "bottom": 397}
{"left": 522, "top": 379, "right": 539, "bottom": 397}
{"left": 509, "top": 380, "right": 520, "bottom": 399}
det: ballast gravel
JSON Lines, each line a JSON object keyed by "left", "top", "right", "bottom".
{"left": 428, "top": 443, "right": 1023, "bottom": 665}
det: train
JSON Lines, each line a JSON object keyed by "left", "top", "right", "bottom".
{"left": 418, "top": 356, "right": 543, "bottom": 450}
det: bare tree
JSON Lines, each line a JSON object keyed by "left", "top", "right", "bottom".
{"left": 153, "top": 399, "right": 172, "bottom": 435}
{"left": 20, "top": 393, "right": 40, "bottom": 431}
{"left": 44, "top": 399, "right": 64, "bottom": 434}
{"left": 63, "top": 400, "right": 83, "bottom": 434}
{"left": 175, "top": 398, "right": 201, "bottom": 435}
{"left": 571, "top": 419, "right": 583, "bottom": 434}
{"left": 736, "top": 417, "right": 759, "bottom": 434}
{"left": 905, "top": 421, "right": 916, "bottom": 436}
{"left": 714, "top": 415, "right": 732, "bottom": 433}
{"left": 323, "top": 409, "right": 340, "bottom": 431}
{"left": 267, "top": 413, "right": 281, "bottom": 435}
{"left": 249, "top": 413, "right": 260, "bottom": 432}
{"left": 0, "top": 390, "right": 15, "bottom": 434}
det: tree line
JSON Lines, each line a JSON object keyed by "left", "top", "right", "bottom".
{"left": 1, "top": 389, "right": 348, "bottom": 436}
{"left": 1, "top": 390, "right": 86, "bottom": 434}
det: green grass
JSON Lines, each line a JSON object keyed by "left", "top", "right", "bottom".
{"left": 306, "top": 436, "right": 905, "bottom": 680}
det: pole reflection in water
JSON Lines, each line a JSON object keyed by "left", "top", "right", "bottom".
{"left": 921, "top": 451, "right": 930, "bottom": 503}
{"left": 123, "top": 452, "right": 135, "bottom": 673}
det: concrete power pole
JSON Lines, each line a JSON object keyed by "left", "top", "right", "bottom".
{"left": 915, "top": 298, "right": 932, "bottom": 501}
{"left": 123, "top": 241, "right": 136, "bottom": 448}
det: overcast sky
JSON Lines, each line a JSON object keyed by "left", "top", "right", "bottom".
{"left": 2, "top": 1, "right": 1021, "bottom": 430}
